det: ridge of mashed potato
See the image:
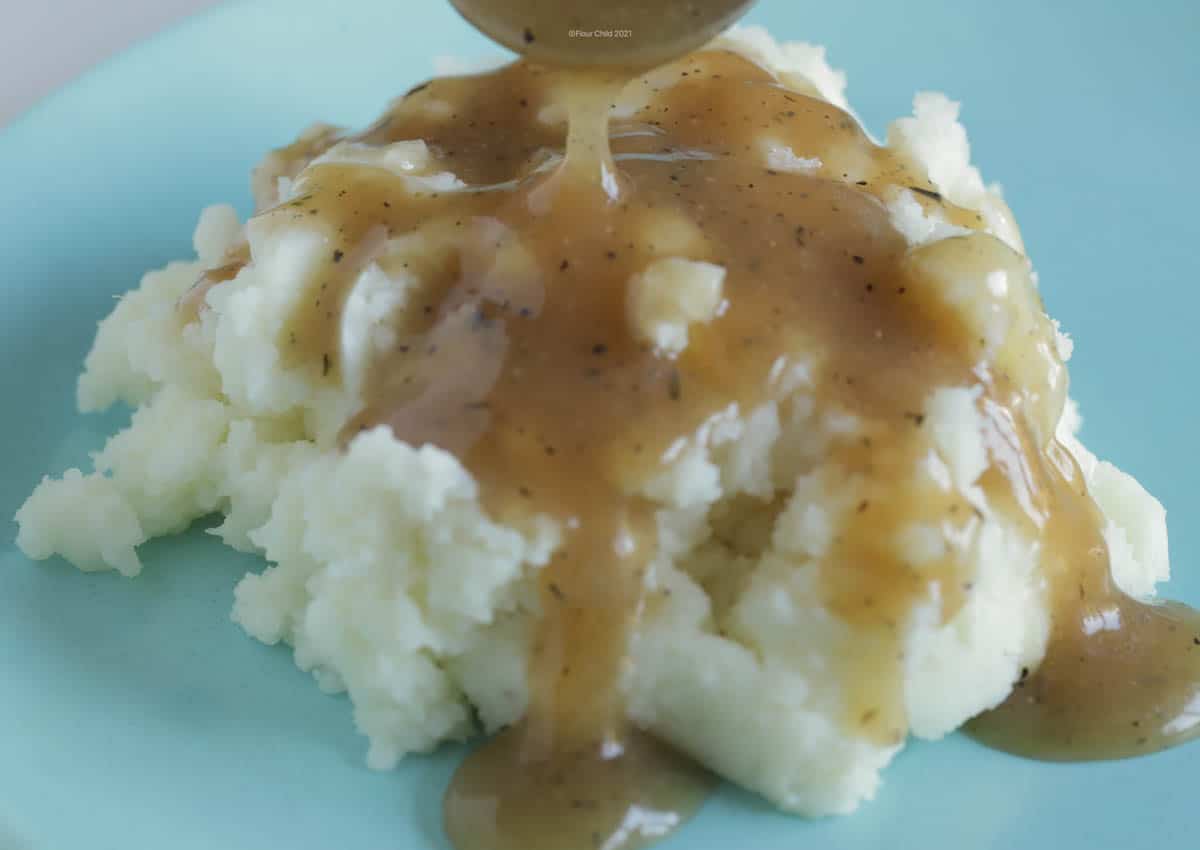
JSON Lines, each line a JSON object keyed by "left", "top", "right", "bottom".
{"left": 14, "top": 27, "right": 1168, "bottom": 816}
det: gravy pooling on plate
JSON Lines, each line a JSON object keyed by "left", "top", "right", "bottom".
{"left": 186, "top": 43, "right": 1200, "bottom": 850}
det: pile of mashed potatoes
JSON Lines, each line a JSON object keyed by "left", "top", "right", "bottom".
{"left": 15, "top": 27, "right": 1168, "bottom": 816}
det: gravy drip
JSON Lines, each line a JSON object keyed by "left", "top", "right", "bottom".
{"left": 968, "top": 433, "right": 1200, "bottom": 760}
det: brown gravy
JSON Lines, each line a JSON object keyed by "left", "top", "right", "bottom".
{"left": 191, "top": 45, "right": 1196, "bottom": 850}
{"left": 179, "top": 241, "right": 250, "bottom": 324}
{"left": 444, "top": 725, "right": 712, "bottom": 850}
{"left": 968, "top": 438, "right": 1200, "bottom": 760}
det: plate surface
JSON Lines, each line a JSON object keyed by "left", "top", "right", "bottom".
{"left": 1, "top": 1, "right": 1197, "bottom": 848}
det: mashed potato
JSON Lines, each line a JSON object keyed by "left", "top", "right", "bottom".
{"left": 14, "top": 27, "right": 1168, "bottom": 817}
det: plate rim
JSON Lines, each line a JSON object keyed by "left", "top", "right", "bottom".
{"left": 1, "top": 0, "right": 246, "bottom": 142}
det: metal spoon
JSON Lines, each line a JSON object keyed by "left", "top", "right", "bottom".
{"left": 447, "top": 0, "right": 757, "bottom": 68}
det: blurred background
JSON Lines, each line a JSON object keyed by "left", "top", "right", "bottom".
{"left": 1, "top": 0, "right": 218, "bottom": 126}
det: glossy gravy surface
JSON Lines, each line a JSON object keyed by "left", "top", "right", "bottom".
{"left": 967, "top": 437, "right": 1200, "bottom": 759}
{"left": 194, "top": 47, "right": 1198, "bottom": 850}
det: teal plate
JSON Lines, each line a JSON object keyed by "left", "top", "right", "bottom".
{"left": 2, "top": 1, "right": 1197, "bottom": 848}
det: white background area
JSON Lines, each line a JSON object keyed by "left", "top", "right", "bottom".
{"left": 1, "top": 0, "right": 221, "bottom": 126}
